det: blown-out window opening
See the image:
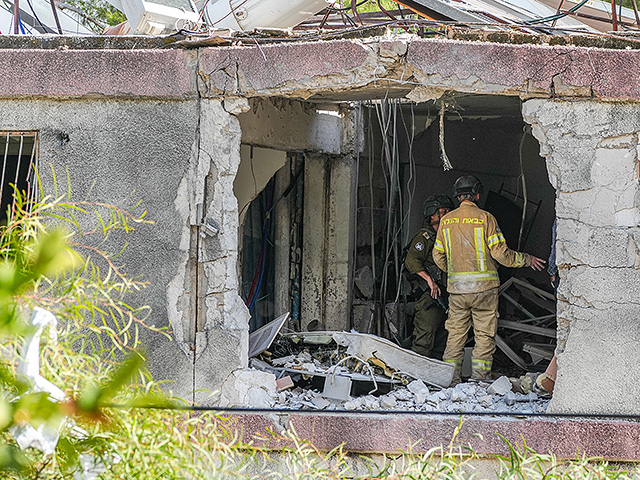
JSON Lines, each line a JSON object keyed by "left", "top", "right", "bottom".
{"left": 0, "top": 132, "right": 39, "bottom": 222}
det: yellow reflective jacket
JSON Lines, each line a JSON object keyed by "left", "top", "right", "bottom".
{"left": 432, "top": 200, "right": 531, "bottom": 294}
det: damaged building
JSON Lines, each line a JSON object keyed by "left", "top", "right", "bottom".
{"left": 1, "top": 0, "right": 640, "bottom": 427}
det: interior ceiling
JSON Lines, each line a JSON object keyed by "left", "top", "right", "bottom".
{"left": 311, "top": 93, "right": 524, "bottom": 118}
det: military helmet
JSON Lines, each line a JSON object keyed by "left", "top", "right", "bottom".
{"left": 453, "top": 175, "right": 483, "bottom": 197}
{"left": 423, "top": 194, "right": 455, "bottom": 218}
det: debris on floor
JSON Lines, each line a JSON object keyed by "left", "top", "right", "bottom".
{"left": 250, "top": 323, "right": 551, "bottom": 414}
{"left": 270, "top": 376, "right": 550, "bottom": 414}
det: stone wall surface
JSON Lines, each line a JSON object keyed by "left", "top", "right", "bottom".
{"left": 523, "top": 99, "right": 640, "bottom": 414}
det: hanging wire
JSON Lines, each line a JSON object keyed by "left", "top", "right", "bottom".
{"left": 517, "top": 125, "right": 530, "bottom": 251}
{"left": 439, "top": 102, "right": 454, "bottom": 171}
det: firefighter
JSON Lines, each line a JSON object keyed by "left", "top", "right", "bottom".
{"left": 404, "top": 194, "right": 454, "bottom": 359}
{"left": 433, "top": 175, "right": 546, "bottom": 384}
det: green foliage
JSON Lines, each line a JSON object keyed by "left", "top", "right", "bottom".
{"left": 0, "top": 176, "right": 161, "bottom": 477}
{"left": 59, "top": 0, "right": 126, "bottom": 33}
{"left": 347, "top": 0, "right": 400, "bottom": 13}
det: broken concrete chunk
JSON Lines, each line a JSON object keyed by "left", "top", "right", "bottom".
{"left": 392, "top": 388, "right": 414, "bottom": 401}
{"left": 272, "top": 355, "right": 295, "bottom": 367}
{"left": 488, "top": 376, "right": 513, "bottom": 396}
{"left": 344, "top": 398, "right": 362, "bottom": 410}
{"left": 311, "top": 396, "right": 331, "bottom": 410}
{"left": 380, "top": 395, "right": 398, "bottom": 408}
{"left": 297, "top": 352, "right": 312, "bottom": 363}
{"left": 407, "top": 379, "right": 429, "bottom": 397}
{"left": 363, "top": 395, "right": 380, "bottom": 410}
{"left": 300, "top": 362, "right": 316, "bottom": 372}
{"left": 505, "top": 392, "right": 517, "bottom": 406}
{"left": 450, "top": 386, "right": 467, "bottom": 403}
{"left": 219, "top": 369, "right": 276, "bottom": 408}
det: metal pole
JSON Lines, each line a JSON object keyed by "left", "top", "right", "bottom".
{"left": 631, "top": 0, "right": 640, "bottom": 25}
{"left": 49, "top": 0, "right": 63, "bottom": 34}
{"left": 551, "top": 0, "right": 566, "bottom": 26}
{"left": 11, "top": 134, "right": 24, "bottom": 220}
{"left": 611, "top": 0, "right": 618, "bottom": 30}
{"left": 13, "top": 0, "right": 19, "bottom": 34}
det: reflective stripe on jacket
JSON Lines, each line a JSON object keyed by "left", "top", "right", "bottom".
{"left": 432, "top": 199, "right": 531, "bottom": 294}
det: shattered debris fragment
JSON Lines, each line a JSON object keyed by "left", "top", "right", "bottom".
{"left": 488, "top": 376, "right": 513, "bottom": 396}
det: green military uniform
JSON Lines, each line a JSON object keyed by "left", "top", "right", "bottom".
{"left": 404, "top": 223, "right": 448, "bottom": 359}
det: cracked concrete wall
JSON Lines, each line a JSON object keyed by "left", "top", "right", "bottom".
{"left": 0, "top": 98, "right": 198, "bottom": 398}
{"left": 0, "top": 97, "right": 249, "bottom": 405}
{"left": 193, "top": 98, "right": 250, "bottom": 406}
{"left": 523, "top": 99, "right": 640, "bottom": 414}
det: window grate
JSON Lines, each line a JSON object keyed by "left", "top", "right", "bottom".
{"left": 0, "top": 132, "right": 38, "bottom": 222}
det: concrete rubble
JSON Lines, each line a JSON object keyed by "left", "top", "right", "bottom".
{"left": 249, "top": 329, "right": 551, "bottom": 414}
{"left": 271, "top": 377, "right": 550, "bottom": 414}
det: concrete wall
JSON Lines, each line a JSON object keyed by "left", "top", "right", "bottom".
{"left": 0, "top": 96, "right": 249, "bottom": 405}
{"left": 523, "top": 99, "right": 640, "bottom": 414}
{"left": 0, "top": 98, "right": 199, "bottom": 396}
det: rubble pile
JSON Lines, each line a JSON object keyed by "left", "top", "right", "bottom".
{"left": 252, "top": 330, "right": 551, "bottom": 415}
{"left": 273, "top": 378, "right": 550, "bottom": 414}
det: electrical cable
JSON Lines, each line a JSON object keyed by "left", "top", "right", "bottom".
{"left": 247, "top": 179, "right": 274, "bottom": 312}
{"left": 516, "top": 126, "right": 529, "bottom": 251}
{"left": 24, "top": 0, "right": 48, "bottom": 33}
{"left": 525, "top": 0, "right": 590, "bottom": 24}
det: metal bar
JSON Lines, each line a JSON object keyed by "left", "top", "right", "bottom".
{"left": 631, "top": 0, "right": 640, "bottom": 24}
{"left": 510, "top": 277, "right": 556, "bottom": 301}
{"left": 611, "top": 0, "right": 618, "bottom": 30}
{"left": 501, "top": 292, "right": 537, "bottom": 320}
{"left": 25, "top": 134, "right": 37, "bottom": 207}
{"left": 552, "top": 0, "right": 567, "bottom": 26}
{"left": 498, "top": 277, "right": 514, "bottom": 295}
{"left": 11, "top": 133, "right": 24, "bottom": 220}
{"left": 559, "top": 8, "right": 636, "bottom": 26}
{"left": 498, "top": 319, "right": 557, "bottom": 338}
{"left": 13, "top": 0, "right": 19, "bottom": 34}
{"left": 319, "top": 3, "right": 333, "bottom": 29}
{"left": 522, "top": 343, "right": 554, "bottom": 361}
{"left": 514, "top": 285, "right": 556, "bottom": 313}
{"left": 519, "top": 313, "right": 556, "bottom": 325}
{"left": 351, "top": 0, "right": 362, "bottom": 24}
{"left": 0, "top": 132, "right": 10, "bottom": 204}
{"left": 48, "top": 0, "right": 62, "bottom": 34}
{"left": 495, "top": 334, "right": 529, "bottom": 370}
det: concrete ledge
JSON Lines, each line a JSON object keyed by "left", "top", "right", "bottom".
{"left": 217, "top": 412, "right": 640, "bottom": 461}
{"left": 0, "top": 48, "right": 196, "bottom": 99}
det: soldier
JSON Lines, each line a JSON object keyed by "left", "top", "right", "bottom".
{"left": 433, "top": 175, "right": 546, "bottom": 384}
{"left": 404, "top": 194, "right": 454, "bottom": 359}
